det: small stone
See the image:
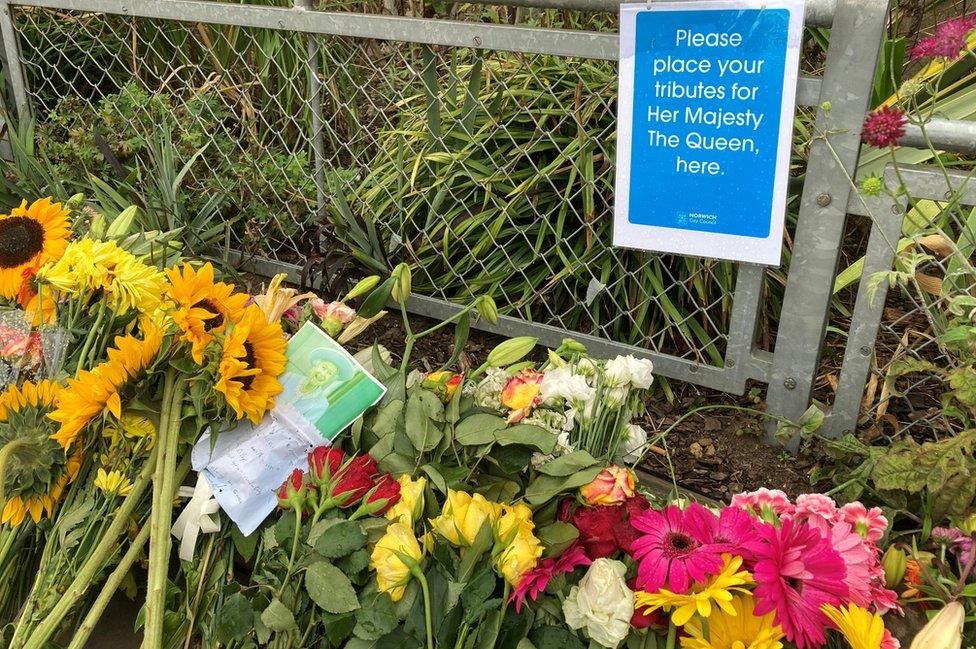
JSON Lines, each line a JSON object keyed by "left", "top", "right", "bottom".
{"left": 710, "top": 472, "right": 728, "bottom": 481}
{"left": 689, "top": 442, "right": 704, "bottom": 458}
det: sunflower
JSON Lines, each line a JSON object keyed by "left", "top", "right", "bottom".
{"left": 166, "top": 262, "right": 248, "bottom": 364}
{"left": 0, "top": 380, "right": 82, "bottom": 526}
{"left": 821, "top": 604, "right": 888, "bottom": 649}
{"left": 0, "top": 198, "right": 71, "bottom": 299}
{"left": 681, "top": 594, "right": 785, "bottom": 649}
{"left": 215, "top": 304, "right": 287, "bottom": 423}
{"left": 49, "top": 324, "right": 163, "bottom": 450}
{"left": 635, "top": 554, "right": 754, "bottom": 626}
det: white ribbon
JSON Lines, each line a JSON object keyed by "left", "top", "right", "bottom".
{"left": 171, "top": 473, "right": 221, "bottom": 561}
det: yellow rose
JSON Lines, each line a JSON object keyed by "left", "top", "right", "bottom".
{"left": 497, "top": 529, "right": 544, "bottom": 586}
{"left": 369, "top": 522, "right": 423, "bottom": 602}
{"left": 430, "top": 490, "right": 497, "bottom": 546}
{"left": 495, "top": 503, "right": 535, "bottom": 545}
{"left": 385, "top": 475, "right": 427, "bottom": 525}
{"left": 579, "top": 465, "right": 636, "bottom": 506}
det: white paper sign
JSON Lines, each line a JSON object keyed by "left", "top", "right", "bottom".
{"left": 613, "top": 0, "right": 804, "bottom": 266}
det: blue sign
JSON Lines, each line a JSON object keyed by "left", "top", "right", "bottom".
{"left": 614, "top": 1, "right": 803, "bottom": 265}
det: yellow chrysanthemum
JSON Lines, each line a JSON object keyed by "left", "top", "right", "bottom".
{"left": 37, "top": 238, "right": 167, "bottom": 315}
{"left": 681, "top": 594, "right": 785, "bottom": 649}
{"left": 636, "top": 554, "right": 754, "bottom": 626}
{"left": 821, "top": 603, "right": 887, "bottom": 649}
{"left": 93, "top": 468, "right": 132, "bottom": 497}
{"left": 0, "top": 380, "right": 82, "bottom": 526}
{"left": 165, "top": 262, "right": 248, "bottom": 364}
{"left": 0, "top": 198, "right": 71, "bottom": 299}
{"left": 102, "top": 412, "right": 156, "bottom": 450}
{"left": 49, "top": 325, "right": 163, "bottom": 450}
{"left": 215, "top": 304, "right": 287, "bottom": 423}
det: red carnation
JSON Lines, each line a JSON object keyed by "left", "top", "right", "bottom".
{"left": 308, "top": 446, "right": 345, "bottom": 483}
{"left": 861, "top": 107, "right": 906, "bottom": 148}
{"left": 333, "top": 455, "right": 379, "bottom": 507}
{"left": 361, "top": 474, "right": 402, "bottom": 517}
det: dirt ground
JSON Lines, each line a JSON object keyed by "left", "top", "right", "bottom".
{"left": 347, "top": 312, "right": 823, "bottom": 503}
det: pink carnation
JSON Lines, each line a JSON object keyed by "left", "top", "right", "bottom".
{"left": 792, "top": 493, "right": 840, "bottom": 537}
{"left": 841, "top": 502, "right": 887, "bottom": 544}
{"left": 730, "top": 488, "right": 794, "bottom": 519}
{"left": 631, "top": 503, "right": 727, "bottom": 593}
{"left": 751, "top": 519, "right": 848, "bottom": 649}
{"left": 882, "top": 629, "right": 901, "bottom": 649}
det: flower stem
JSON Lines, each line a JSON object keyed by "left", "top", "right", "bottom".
{"left": 66, "top": 522, "right": 151, "bottom": 649}
{"left": 75, "top": 300, "right": 107, "bottom": 370}
{"left": 17, "top": 445, "right": 158, "bottom": 649}
{"left": 410, "top": 565, "right": 434, "bottom": 649}
{"left": 276, "top": 511, "right": 304, "bottom": 598}
{"left": 665, "top": 621, "right": 677, "bottom": 649}
{"left": 0, "top": 438, "right": 30, "bottom": 513}
{"left": 143, "top": 369, "right": 189, "bottom": 649}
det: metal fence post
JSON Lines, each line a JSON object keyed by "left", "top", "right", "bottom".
{"left": 765, "top": 0, "right": 890, "bottom": 447}
{"left": 0, "top": 0, "right": 30, "bottom": 121}
{"left": 298, "top": 0, "right": 327, "bottom": 222}
{"left": 822, "top": 167, "right": 907, "bottom": 438}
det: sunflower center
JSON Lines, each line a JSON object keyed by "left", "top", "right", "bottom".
{"left": 663, "top": 531, "right": 699, "bottom": 558}
{"left": 198, "top": 299, "right": 225, "bottom": 331}
{"left": 0, "top": 217, "right": 45, "bottom": 268}
{"left": 238, "top": 341, "right": 257, "bottom": 391}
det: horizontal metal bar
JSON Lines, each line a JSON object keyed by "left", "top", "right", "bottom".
{"left": 902, "top": 117, "right": 976, "bottom": 156}
{"left": 796, "top": 75, "right": 822, "bottom": 107}
{"left": 847, "top": 163, "right": 976, "bottom": 217}
{"left": 464, "top": 0, "right": 836, "bottom": 26}
{"left": 225, "top": 251, "right": 743, "bottom": 393}
{"left": 10, "top": 0, "right": 618, "bottom": 59}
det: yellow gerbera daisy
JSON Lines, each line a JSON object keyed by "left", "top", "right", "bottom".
{"left": 49, "top": 324, "right": 163, "bottom": 450}
{"left": 165, "top": 262, "right": 248, "bottom": 364}
{"left": 821, "top": 603, "right": 887, "bottom": 649}
{"left": 636, "top": 554, "right": 754, "bottom": 626}
{"left": 0, "top": 198, "right": 71, "bottom": 299}
{"left": 681, "top": 593, "right": 784, "bottom": 649}
{"left": 215, "top": 304, "right": 287, "bottom": 423}
{"left": 0, "top": 380, "right": 82, "bottom": 526}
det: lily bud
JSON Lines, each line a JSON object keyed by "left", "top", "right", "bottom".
{"left": 486, "top": 336, "right": 537, "bottom": 367}
{"left": 66, "top": 193, "right": 86, "bottom": 209}
{"left": 390, "top": 263, "right": 412, "bottom": 303}
{"left": 345, "top": 275, "right": 381, "bottom": 301}
{"left": 106, "top": 205, "right": 138, "bottom": 238}
{"left": 882, "top": 546, "right": 907, "bottom": 587}
{"left": 910, "top": 601, "right": 964, "bottom": 649}
{"left": 477, "top": 295, "right": 499, "bottom": 325}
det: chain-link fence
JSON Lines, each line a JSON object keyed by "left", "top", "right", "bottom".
{"left": 4, "top": 0, "right": 974, "bottom": 445}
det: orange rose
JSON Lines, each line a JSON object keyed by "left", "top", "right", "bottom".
{"left": 580, "top": 466, "right": 636, "bottom": 506}
{"left": 500, "top": 369, "right": 544, "bottom": 423}
{"left": 423, "top": 371, "right": 464, "bottom": 403}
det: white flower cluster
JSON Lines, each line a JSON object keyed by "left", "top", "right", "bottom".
{"left": 468, "top": 367, "right": 509, "bottom": 411}
{"left": 562, "top": 559, "right": 634, "bottom": 648}
{"left": 604, "top": 355, "right": 655, "bottom": 389}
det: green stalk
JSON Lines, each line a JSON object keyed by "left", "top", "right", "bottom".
{"left": 143, "top": 369, "right": 188, "bottom": 649}
{"left": 665, "top": 621, "right": 677, "bottom": 649}
{"left": 17, "top": 445, "right": 158, "bottom": 649}
{"left": 75, "top": 301, "right": 107, "bottom": 370}
{"left": 411, "top": 566, "right": 434, "bottom": 649}
{"left": 67, "top": 522, "right": 151, "bottom": 649}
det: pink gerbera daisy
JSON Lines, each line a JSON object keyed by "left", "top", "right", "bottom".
{"left": 714, "top": 505, "right": 761, "bottom": 564}
{"left": 830, "top": 522, "right": 875, "bottom": 608}
{"left": 510, "top": 543, "right": 590, "bottom": 612}
{"left": 630, "top": 502, "right": 727, "bottom": 593}
{"left": 751, "top": 519, "right": 849, "bottom": 649}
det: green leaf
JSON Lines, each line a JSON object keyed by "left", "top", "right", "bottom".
{"left": 405, "top": 392, "right": 444, "bottom": 452}
{"left": 529, "top": 625, "right": 585, "bottom": 649}
{"left": 495, "top": 424, "right": 556, "bottom": 452}
{"left": 949, "top": 367, "right": 976, "bottom": 408}
{"left": 455, "top": 413, "right": 507, "bottom": 445}
{"left": 372, "top": 400, "right": 404, "bottom": 437}
{"left": 524, "top": 466, "right": 603, "bottom": 505}
{"left": 315, "top": 520, "right": 367, "bottom": 559}
{"left": 536, "top": 522, "right": 579, "bottom": 557}
{"left": 337, "top": 548, "right": 371, "bottom": 575}
{"left": 354, "top": 592, "right": 398, "bottom": 640}
{"left": 359, "top": 277, "right": 395, "bottom": 319}
{"left": 460, "top": 570, "right": 496, "bottom": 615}
{"left": 306, "top": 561, "right": 360, "bottom": 614}
{"left": 216, "top": 592, "right": 253, "bottom": 643}
{"left": 535, "top": 451, "right": 599, "bottom": 477}
{"left": 260, "top": 598, "right": 297, "bottom": 632}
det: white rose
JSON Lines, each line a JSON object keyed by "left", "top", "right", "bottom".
{"left": 605, "top": 355, "right": 655, "bottom": 389}
{"left": 541, "top": 366, "right": 595, "bottom": 407}
{"left": 562, "top": 558, "right": 634, "bottom": 648}
{"left": 618, "top": 423, "right": 648, "bottom": 464}
{"left": 605, "top": 386, "right": 629, "bottom": 409}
